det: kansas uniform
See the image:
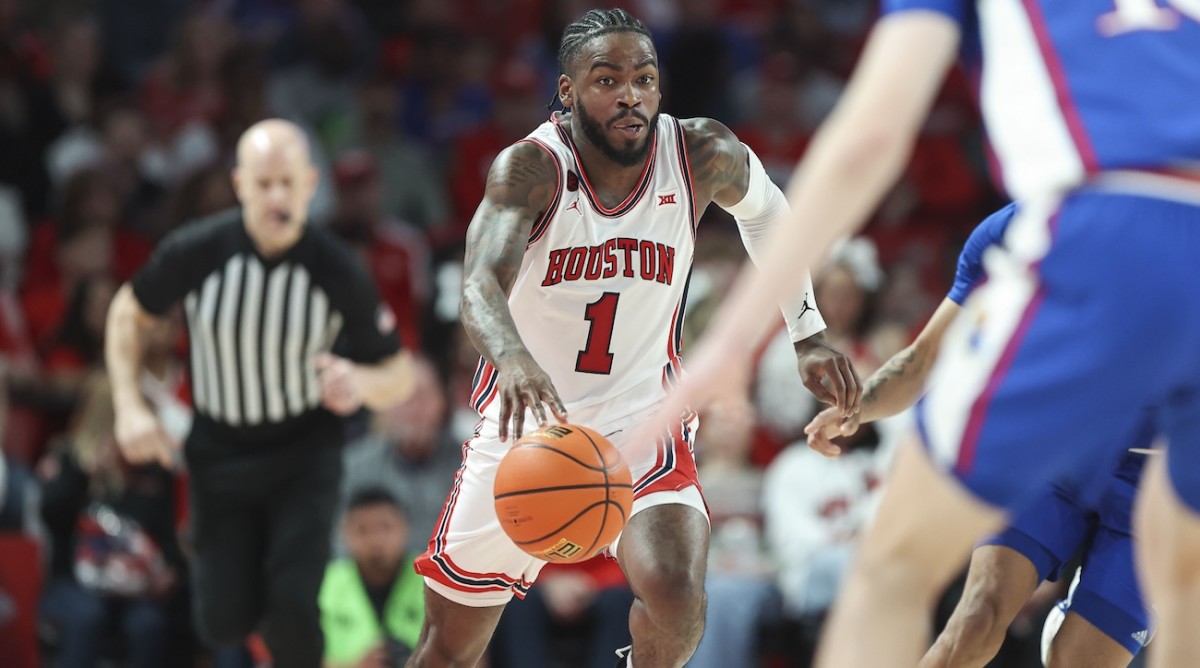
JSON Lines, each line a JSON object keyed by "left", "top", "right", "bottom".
{"left": 883, "top": 0, "right": 1200, "bottom": 515}
{"left": 951, "top": 204, "right": 1153, "bottom": 655}
{"left": 415, "top": 113, "right": 825, "bottom": 605}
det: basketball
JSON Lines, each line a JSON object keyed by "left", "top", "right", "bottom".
{"left": 493, "top": 423, "right": 634, "bottom": 563}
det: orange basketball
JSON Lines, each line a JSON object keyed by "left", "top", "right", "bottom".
{"left": 493, "top": 423, "right": 633, "bottom": 563}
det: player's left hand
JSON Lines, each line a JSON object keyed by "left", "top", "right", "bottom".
{"left": 316, "top": 352, "right": 364, "bottom": 415}
{"left": 794, "top": 337, "right": 861, "bottom": 417}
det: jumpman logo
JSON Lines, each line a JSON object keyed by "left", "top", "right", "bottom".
{"left": 798, "top": 293, "right": 816, "bottom": 320}
{"left": 565, "top": 199, "right": 581, "bottom": 215}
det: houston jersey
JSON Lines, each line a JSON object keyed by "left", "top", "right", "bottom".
{"left": 470, "top": 113, "right": 698, "bottom": 422}
{"left": 882, "top": 0, "right": 1200, "bottom": 201}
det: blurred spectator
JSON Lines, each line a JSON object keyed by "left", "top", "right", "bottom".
{"left": 216, "top": 40, "right": 269, "bottom": 150}
{"left": 340, "top": 354, "right": 460, "bottom": 555}
{"left": 138, "top": 10, "right": 230, "bottom": 145}
{"left": 0, "top": 364, "right": 38, "bottom": 533}
{"left": 36, "top": 373, "right": 182, "bottom": 668}
{"left": 733, "top": 51, "right": 812, "bottom": 186}
{"left": 490, "top": 557, "right": 633, "bottom": 668}
{"left": 331, "top": 149, "right": 432, "bottom": 350}
{"left": 690, "top": 395, "right": 778, "bottom": 668}
{"left": 167, "top": 164, "right": 237, "bottom": 234}
{"left": 99, "top": 0, "right": 189, "bottom": 85}
{"left": 267, "top": 0, "right": 375, "bottom": 145}
{"left": 330, "top": 74, "right": 450, "bottom": 233}
{"left": 40, "top": 274, "right": 115, "bottom": 388}
{"left": 659, "top": 0, "right": 735, "bottom": 120}
{"left": 321, "top": 486, "right": 424, "bottom": 668}
{"left": 22, "top": 168, "right": 151, "bottom": 334}
{"left": 1, "top": 9, "right": 117, "bottom": 220}
{"left": 398, "top": 26, "right": 492, "bottom": 147}
{"left": 762, "top": 419, "right": 902, "bottom": 623}
{"left": 447, "top": 59, "right": 545, "bottom": 244}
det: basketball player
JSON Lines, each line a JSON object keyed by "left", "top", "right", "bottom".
{"left": 805, "top": 203, "right": 1152, "bottom": 667}
{"left": 406, "top": 9, "right": 860, "bottom": 668}
{"left": 647, "top": 1, "right": 1200, "bottom": 666}
{"left": 107, "top": 119, "right": 412, "bottom": 667}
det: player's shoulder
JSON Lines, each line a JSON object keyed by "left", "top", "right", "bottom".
{"left": 678, "top": 116, "right": 740, "bottom": 154}
{"left": 165, "top": 207, "right": 243, "bottom": 249}
{"left": 481, "top": 139, "right": 562, "bottom": 209}
{"left": 494, "top": 137, "right": 561, "bottom": 179}
{"left": 307, "top": 224, "right": 365, "bottom": 271}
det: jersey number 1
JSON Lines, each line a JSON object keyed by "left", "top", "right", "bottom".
{"left": 577, "top": 292, "right": 619, "bottom": 374}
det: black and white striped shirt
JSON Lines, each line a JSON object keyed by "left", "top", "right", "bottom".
{"left": 132, "top": 210, "right": 399, "bottom": 446}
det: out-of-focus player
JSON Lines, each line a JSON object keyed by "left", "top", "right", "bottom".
{"left": 806, "top": 203, "right": 1153, "bottom": 667}
{"left": 649, "top": 2, "right": 1200, "bottom": 666}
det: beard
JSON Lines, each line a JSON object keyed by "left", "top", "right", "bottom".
{"left": 574, "top": 97, "right": 658, "bottom": 167}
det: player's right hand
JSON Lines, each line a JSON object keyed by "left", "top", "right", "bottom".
{"left": 803, "top": 406, "right": 862, "bottom": 457}
{"left": 114, "top": 403, "right": 177, "bottom": 469}
{"left": 495, "top": 352, "right": 568, "bottom": 442}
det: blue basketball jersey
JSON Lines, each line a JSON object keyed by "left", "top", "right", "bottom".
{"left": 882, "top": 0, "right": 1200, "bottom": 201}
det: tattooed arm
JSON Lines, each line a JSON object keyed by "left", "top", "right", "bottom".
{"left": 680, "top": 117, "right": 751, "bottom": 208}
{"left": 462, "top": 142, "right": 568, "bottom": 440}
{"left": 805, "top": 298, "right": 961, "bottom": 455}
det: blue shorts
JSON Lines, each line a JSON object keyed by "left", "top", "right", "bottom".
{"left": 985, "top": 452, "right": 1151, "bottom": 654}
{"left": 916, "top": 184, "right": 1200, "bottom": 510}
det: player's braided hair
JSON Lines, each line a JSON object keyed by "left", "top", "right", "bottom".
{"left": 557, "top": 8, "right": 651, "bottom": 75}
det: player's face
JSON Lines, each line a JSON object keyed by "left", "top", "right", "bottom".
{"left": 232, "top": 145, "right": 317, "bottom": 256}
{"left": 343, "top": 504, "right": 408, "bottom": 572}
{"left": 564, "top": 32, "right": 661, "bottom": 167}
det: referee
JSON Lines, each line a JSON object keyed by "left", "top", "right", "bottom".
{"left": 105, "top": 119, "right": 412, "bottom": 666}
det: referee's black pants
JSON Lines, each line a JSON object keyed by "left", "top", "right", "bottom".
{"left": 186, "top": 439, "right": 341, "bottom": 668}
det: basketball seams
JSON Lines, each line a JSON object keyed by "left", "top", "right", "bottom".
{"left": 494, "top": 424, "right": 632, "bottom": 562}
{"left": 579, "top": 427, "right": 613, "bottom": 558}
{"left": 511, "top": 501, "right": 627, "bottom": 546}
{"left": 517, "top": 442, "right": 610, "bottom": 471}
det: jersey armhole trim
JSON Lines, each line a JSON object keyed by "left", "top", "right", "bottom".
{"left": 519, "top": 137, "right": 562, "bottom": 247}
{"left": 671, "top": 118, "right": 700, "bottom": 239}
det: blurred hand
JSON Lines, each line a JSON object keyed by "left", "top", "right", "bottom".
{"left": 795, "top": 340, "right": 862, "bottom": 417}
{"left": 494, "top": 352, "right": 568, "bottom": 442}
{"left": 114, "top": 403, "right": 176, "bottom": 469}
{"left": 540, "top": 572, "right": 597, "bottom": 623}
{"left": 627, "top": 335, "right": 752, "bottom": 461}
{"left": 803, "top": 406, "right": 863, "bottom": 457}
{"left": 317, "top": 352, "right": 364, "bottom": 415}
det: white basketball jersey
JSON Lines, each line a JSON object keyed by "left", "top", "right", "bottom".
{"left": 470, "top": 113, "right": 698, "bottom": 423}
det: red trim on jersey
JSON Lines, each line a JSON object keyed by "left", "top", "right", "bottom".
{"left": 518, "top": 138, "right": 563, "bottom": 246}
{"left": 470, "top": 359, "right": 497, "bottom": 413}
{"left": 1019, "top": 0, "right": 1099, "bottom": 173}
{"left": 551, "top": 113, "right": 657, "bottom": 218}
{"left": 634, "top": 414, "right": 700, "bottom": 497}
{"left": 415, "top": 435, "right": 534, "bottom": 598}
{"left": 672, "top": 118, "right": 700, "bottom": 239}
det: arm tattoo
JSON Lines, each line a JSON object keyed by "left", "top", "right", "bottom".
{"left": 682, "top": 118, "right": 748, "bottom": 206}
{"left": 862, "top": 346, "right": 920, "bottom": 406}
{"left": 461, "top": 144, "right": 557, "bottom": 364}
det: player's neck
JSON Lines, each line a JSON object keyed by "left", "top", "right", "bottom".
{"left": 563, "top": 122, "right": 650, "bottom": 207}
